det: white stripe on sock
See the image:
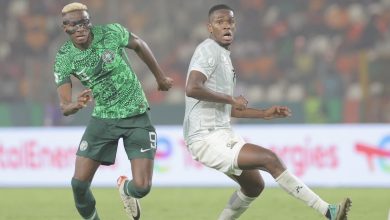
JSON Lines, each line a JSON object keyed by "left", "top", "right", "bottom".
{"left": 84, "top": 209, "right": 97, "bottom": 220}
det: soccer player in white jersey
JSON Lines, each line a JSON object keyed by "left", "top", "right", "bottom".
{"left": 183, "top": 4, "right": 351, "bottom": 220}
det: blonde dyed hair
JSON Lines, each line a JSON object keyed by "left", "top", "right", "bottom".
{"left": 61, "top": 2, "right": 88, "bottom": 15}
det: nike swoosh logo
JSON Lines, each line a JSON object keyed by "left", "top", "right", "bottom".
{"left": 133, "top": 199, "right": 140, "bottom": 220}
{"left": 140, "top": 148, "right": 152, "bottom": 153}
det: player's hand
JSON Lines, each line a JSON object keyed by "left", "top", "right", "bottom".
{"left": 264, "top": 106, "right": 292, "bottom": 119}
{"left": 232, "top": 95, "right": 248, "bottom": 111}
{"left": 157, "top": 76, "right": 173, "bottom": 91}
{"left": 76, "top": 89, "right": 92, "bottom": 109}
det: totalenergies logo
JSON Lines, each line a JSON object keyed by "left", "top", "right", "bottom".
{"left": 154, "top": 137, "right": 173, "bottom": 173}
{"left": 355, "top": 136, "right": 390, "bottom": 173}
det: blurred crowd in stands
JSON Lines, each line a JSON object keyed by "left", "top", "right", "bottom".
{"left": 0, "top": 0, "right": 389, "bottom": 126}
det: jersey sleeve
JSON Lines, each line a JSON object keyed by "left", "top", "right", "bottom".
{"left": 53, "top": 50, "right": 72, "bottom": 87}
{"left": 189, "top": 46, "right": 218, "bottom": 79}
{"left": 107, "top": 23, "right": 130, "bottom": 48}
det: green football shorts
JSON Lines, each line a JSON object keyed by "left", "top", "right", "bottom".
{"left": 77, "top": 112, "right": 157, "bottom": 165}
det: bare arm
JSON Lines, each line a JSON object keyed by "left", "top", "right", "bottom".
{"left": 126, "top": 33, "right": 173, "bottom": 91}
{"left": 186, "top": 70, "right": 247, "bottom": 110}
{"left": 231, "top": 105, "right": 292, "bottom": 119}
{"left": 57, "top": 83, "right": 92, "bottom": 116}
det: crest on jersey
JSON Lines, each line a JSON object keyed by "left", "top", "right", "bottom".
{"left": 79, "top": 140, "right": 88, "bottom": 151}
{"left": 102, "top": 50, "right": 115, "bottom": 63}
{"left": 208, "top": 57, "right": 215, "bottom": 67}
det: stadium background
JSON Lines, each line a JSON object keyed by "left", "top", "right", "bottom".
{"left": 0, "top": 0, "right": 389, "bottom": 126}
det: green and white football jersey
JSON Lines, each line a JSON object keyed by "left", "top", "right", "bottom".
{"left": 183, "top": 38, "right": 235, "bottom": 145}
{"left": 53, "top": 23, "right": 149, "bottom": 119}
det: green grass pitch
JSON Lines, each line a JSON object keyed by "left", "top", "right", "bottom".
{"left": 0, "top": 187, "right": 389, "bottom": 219}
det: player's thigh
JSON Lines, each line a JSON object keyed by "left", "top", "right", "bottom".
{"left": 78, "top": 117, "right": 120, "bottom": 165}
{"left": 123, "top": 127, "right": 157, "bottom": 160}
{"left": 237, "top": 143, "right": 286, "bottom": 177}
{"left": 73, "top": 155, "right": 101, "bottom": 182}
{"left": 122, "top": 113, "right": 157, "bottom": 160}
{"left": 188, "top": 129, "right": 245, "bottom": 175}
{"left": 130, "top": 158, "right": 154, "bottom": 187}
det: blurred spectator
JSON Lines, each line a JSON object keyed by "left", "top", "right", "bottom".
{"left": 0, "top": 0, "right": 389, "bottom": 126}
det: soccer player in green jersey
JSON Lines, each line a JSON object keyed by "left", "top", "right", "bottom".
{"left": 53, "top": 3, "right": 173, "bottom": 220}
{"left": 184, "top": 4, "right": 351, "bottom": 220}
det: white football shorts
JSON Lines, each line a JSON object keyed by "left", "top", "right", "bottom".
{"left": 187, "top": 128, "right": 246, "bottom": 176}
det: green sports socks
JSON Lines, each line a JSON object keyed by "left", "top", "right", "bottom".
{"left": 71, "top": 178, "right": 100, "bottom": 220}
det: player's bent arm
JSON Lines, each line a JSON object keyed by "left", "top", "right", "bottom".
{"left": 231, "top": 107, "right": 268, "bottom": 119}
{"left": 126, "top": 33, "right": 166, "bottom": 81}
{"left": 57, "top": 83, "right": 79, "bottom": 116}
{"left": 186, "top": 70, "right": 234, "bottom": 104}
{"left": 232, "top": 105, "right": 292, "bottom": 119}
{"left": 57, "top": 83, "right": 90, "bottom": 116}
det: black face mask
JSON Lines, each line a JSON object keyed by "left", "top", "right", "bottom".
{"left": 63, "top": 18, "right": 92, "bottom": 35}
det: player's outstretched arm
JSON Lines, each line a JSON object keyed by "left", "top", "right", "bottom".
{"left": 126, "top": 33, "right": 173, "bottom": 91}
{"left": 231, "top": 105, "right": 292, "bottom": 120}
{"left": 57, "top": 83, "right": 92, "bottom": 116}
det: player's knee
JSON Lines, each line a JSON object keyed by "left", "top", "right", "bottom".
{"left": 266, "top": 150, "right": 278, "bottom": 162}
{"left": 132, "top": 185, "right": 151, "bottom": 198}
{"left": 244, "top": 181, "right": 264, "bottom": 197}
{"left": 255, "top": 182, "right": 265, "bottom": 196}
{"left": 265, "top": 150, "right": 284, "bottom": 170}
{"left": 128, "top": 179, "right": 152, "bottom": 198}
{"left": 71, "top": 178, "right": 90, "bottom": 194}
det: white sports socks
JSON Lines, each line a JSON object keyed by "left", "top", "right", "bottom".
{"left": 218, "top": 190, "right": 257, "bottom": 220}
{"left": 275, "top": 170, "right": 329, "bottom": 215}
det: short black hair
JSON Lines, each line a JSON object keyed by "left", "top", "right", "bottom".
{"left": 208, "top": 4, "right": 233, "bottom": 17}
